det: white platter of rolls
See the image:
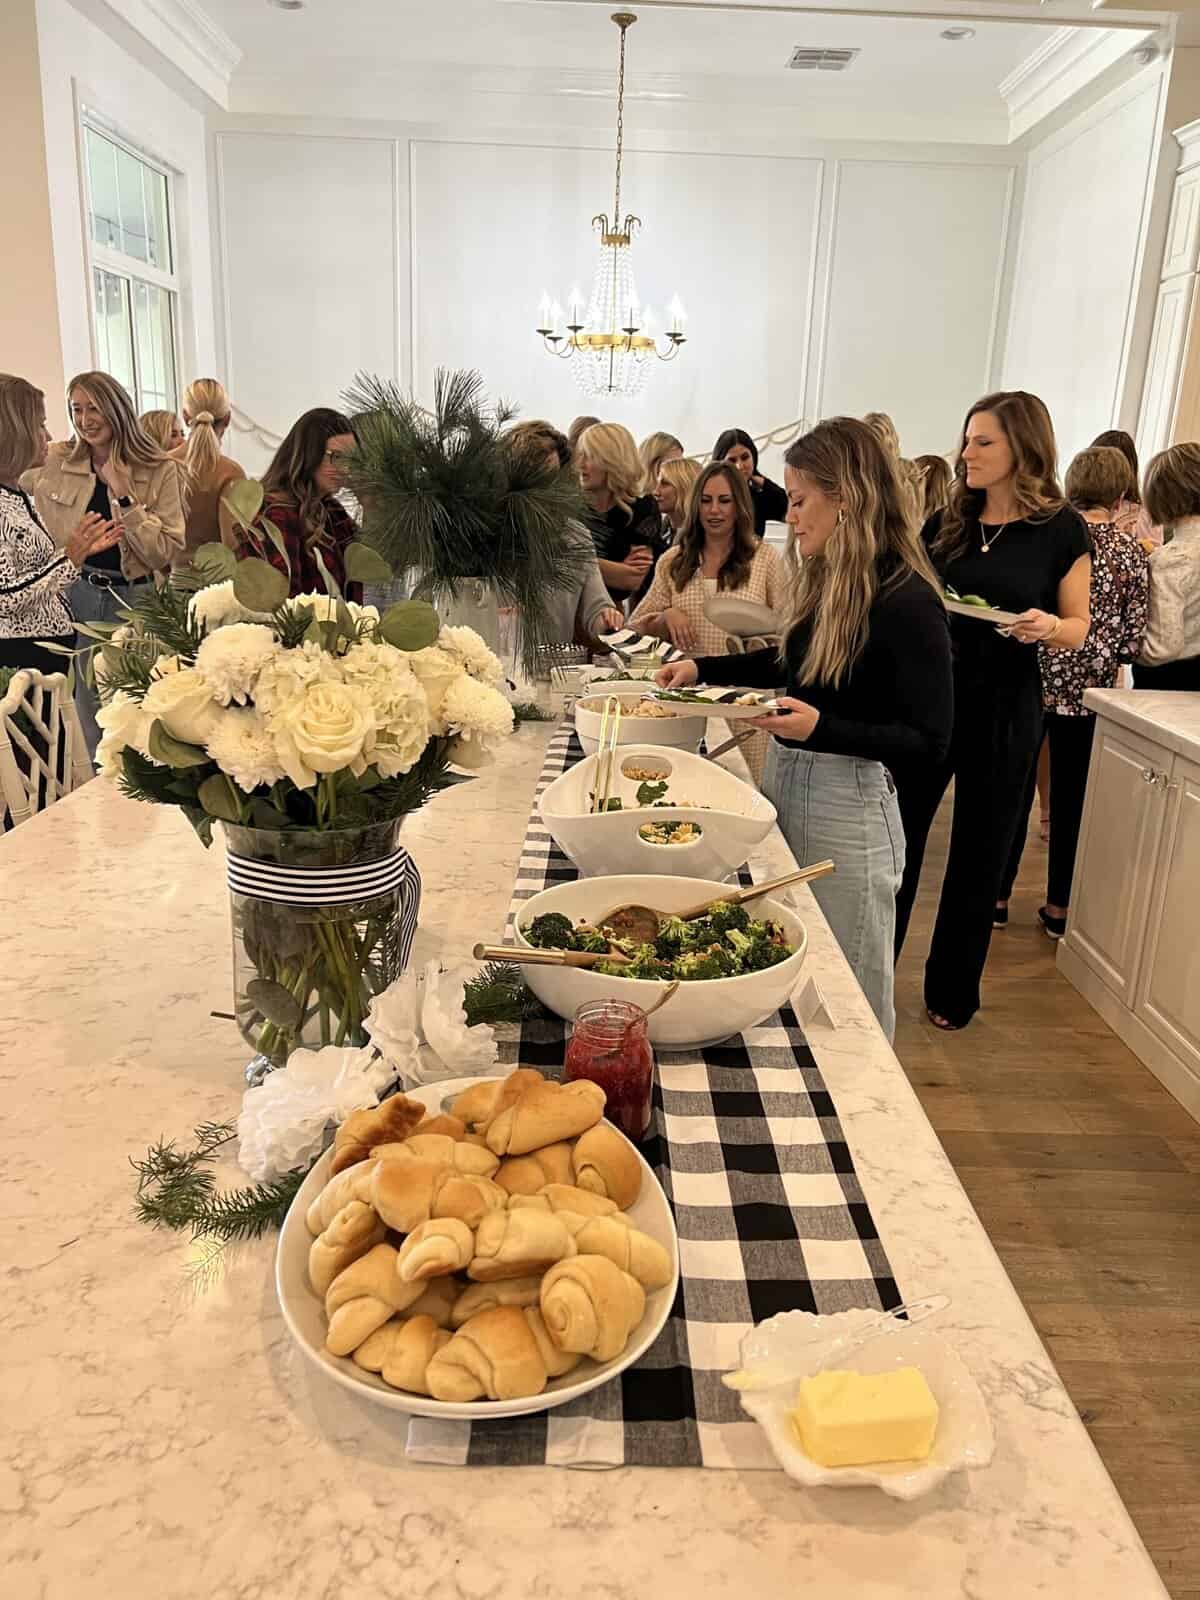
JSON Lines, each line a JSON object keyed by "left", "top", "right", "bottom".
{"left": 276, "top": 1067, "right": 680, "bottom": 1418}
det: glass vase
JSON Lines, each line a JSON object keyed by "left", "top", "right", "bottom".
{"left": 223, "top": 818, "right": 421, "bottom": 1079}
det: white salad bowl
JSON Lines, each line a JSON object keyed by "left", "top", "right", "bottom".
{"left": 732, "top": 1308, "right": 995, "bottom": 1501}
{"left": 574, "top": 692, "right": 704, "bottom": 755}
{"left": 538, "top": 744, "right": 777, "bottom": 881}
{"left": 512, "top": 873, "right": 808, "bottom": 1048}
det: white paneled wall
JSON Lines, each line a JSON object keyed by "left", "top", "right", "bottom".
{"left": 215, "top": 127, "right": 1017, "bottom": 480}
{"left": 1003, "top": 75, "right": 1163, "bottom": 465}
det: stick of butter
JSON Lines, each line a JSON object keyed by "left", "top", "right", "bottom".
{"left": 790, "top": 1367, "right": 938, "bottom": 1467}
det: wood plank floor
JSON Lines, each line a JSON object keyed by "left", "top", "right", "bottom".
{"left": 895, "top": 798, "right": 1200, "bottom": 1599}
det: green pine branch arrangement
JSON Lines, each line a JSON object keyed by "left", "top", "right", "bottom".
{"left": 131, "top": 1122, "right": 311, "bottom": 1241}
{"left": 344, "top": 369, "right": 594, "bottom": 673}
{"left": 461, "top": 960, "right": 541, "bottom": 1027}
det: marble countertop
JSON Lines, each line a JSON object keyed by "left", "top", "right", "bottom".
{"left": 1084, "top": 687, "right": 1200, "bottom": 759}
{"left": 0, "top": 717, "right": 1167, "bottom": 1599}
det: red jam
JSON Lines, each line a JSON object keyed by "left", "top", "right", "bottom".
{"left": 563, "top": 1000, "right": 655, "bottom": 1142}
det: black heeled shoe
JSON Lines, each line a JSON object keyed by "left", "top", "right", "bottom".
{"left": 993, "top": 903, "right": 1009, "bottom": 929}
{"left": 1037, "top": 906, "right": 1067, "bottom": 940}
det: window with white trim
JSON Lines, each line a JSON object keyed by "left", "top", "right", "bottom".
{"left": 81, "top": 119, "right": 180, "bottom": 412}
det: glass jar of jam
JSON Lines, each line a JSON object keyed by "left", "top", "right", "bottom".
{"left": 563, "top": 999, "right": 655, "bottom": 1142}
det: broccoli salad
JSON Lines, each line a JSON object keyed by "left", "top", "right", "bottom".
{"left": 522, "top": 901, "right": 795, "bottom": 981}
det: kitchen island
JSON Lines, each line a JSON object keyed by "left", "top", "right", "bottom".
{"left": 0, "top": 719, "right": 1168, "bottom": 1598}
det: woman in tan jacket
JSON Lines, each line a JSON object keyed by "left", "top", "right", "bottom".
{"left": 23, "top": 370, "right": 185, "bottom": 755}
{"left": 173, "top": 377, "right": 246, "bottom": 567}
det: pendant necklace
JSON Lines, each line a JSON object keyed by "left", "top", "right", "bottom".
{"left": 979, "top": 520, "right": 1009, "bottom": 555}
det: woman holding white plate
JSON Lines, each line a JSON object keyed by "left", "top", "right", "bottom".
{"left": 656, "top": 418, "right": 953, "bottom": 1040}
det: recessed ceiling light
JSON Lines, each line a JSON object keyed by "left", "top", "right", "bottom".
{"left": 941, "top": 26, "right": 975, "bottom": 40}
{"left": 268, "top": 0, "right": 305, "bottom": 10}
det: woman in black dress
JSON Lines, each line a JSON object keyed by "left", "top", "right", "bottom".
{"left": 898, "top": 391, "right": 1091, "bottom": 1030}
{"left": 575, "top": 422, "right": 664, "bottom": 605}
{"left": 712, "top": 428, "right": 788, "bottom": 539}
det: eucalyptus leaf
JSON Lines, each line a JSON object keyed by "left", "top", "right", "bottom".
{"left": 197, "top": 771, "right": 244, "bottom": 822}
{"left": 36, "top": 641, "right": 77, "bottom": 657}
{"left": 192, "top": 543, "right": 237, "bottom": 582}
{"left": 233, "top": 558, "right": 289, "bottom": 613}
{"left": 224, "top": 477, "right": 265, "bottom": 529}
{"left": 335, "top": 600, "right": 357, "bottom": 644}
{"left": 379, "top": 599, "right": 440, "bottom": 651}
{"left": 245, "top": 978, "right": 303, "bottom": 1029}
{"left": 343, "top": 541, "right": 393, "bottom": 585}
{"left": 147, "top": 719, "right": 211, "bottom": 769}
{"left": 74, "top": 621, "right": 122, "bottom": 643}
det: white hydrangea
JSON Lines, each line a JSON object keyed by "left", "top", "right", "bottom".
{"left": 405, "top": 644, "right": 461, "bottom": 735}
{"left": 440, "top": 674, "right": 515, "bottom": 749}
{"left": 188, "top": 581, "right": 270, "bottom": 634}
{"left": 205, "top": 707, "right": 287, "bottom": 794}
{"left": 252, "top": 640, "right": 338, "bottom": 718}
{"left": 339, "top": 640, "right": 432, "bottom": 777}
{"left": 94, "top": 690, "right": 152, "bottom": 778}
{"left": 437, "top": 624, "right": 505, "bottom": 687}
{"left": 194, "top": 624, "right": 279, "bottom": 706}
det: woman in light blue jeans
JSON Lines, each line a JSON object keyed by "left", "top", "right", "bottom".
{"left": 657, "top": 418, "right": 953, "bottom": 1041}
{"left": 762, "top": 745, "right": 905, "bottom": 1036}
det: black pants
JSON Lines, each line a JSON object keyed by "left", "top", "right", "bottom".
{"left": 898, "top": 673, "right": 1043, "bottom": 1026}
{"left": 1000, "top": 714, "right": 1096, "bottom": 909}
{"left": 1133, "top": 657, "right": 1200, "bottom": 690}
{"left": 0, "top": 635, "right": 75, "bottom": 675}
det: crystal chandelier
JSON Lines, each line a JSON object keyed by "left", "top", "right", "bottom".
{"left": 535, "top": 11, "right": 687, "bottom": 397}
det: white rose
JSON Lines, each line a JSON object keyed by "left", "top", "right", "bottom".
{"left": 406, "top": 645, "right": 460, "bottom": 734}
{"left": 142, "top": 665, "right": 222, "bottom": 747}
{"left": 271, "top": 680, "right": 374, "bottom": 787}
{"left": 94, "top": 690, "right": 151, "bottom": 773}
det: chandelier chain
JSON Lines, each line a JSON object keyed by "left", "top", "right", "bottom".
{"left": 613, "top": 16, "right": 628, "bottom": 226}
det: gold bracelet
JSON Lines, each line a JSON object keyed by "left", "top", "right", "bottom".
{"left": 1046, "top": 615, "right": 1062, "bottom": 642}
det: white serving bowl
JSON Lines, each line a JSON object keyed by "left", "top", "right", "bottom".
{"left": 574, "top": 692, "right": 704, "bottom": 755}
{"left": 539, "top": 744, "right": 776, "bottom": 881}
{"left": 512, "top": 874, "right": 808, "bottom": 1048}
{"left": 276, "top": 1075, "right": 680, "bottom": 1420}
{"left": 731, "top": 1308, "right": 995, "bottom": 1501}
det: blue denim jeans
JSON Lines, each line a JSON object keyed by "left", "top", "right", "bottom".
{"left": 762, "top": 742, "right": 905, "bottom": 1040}
{"left": 69, "top": 577, "right": 131, "bottom": 759}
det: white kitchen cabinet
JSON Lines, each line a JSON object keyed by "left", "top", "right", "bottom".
{"left": 1058, "top": 692, "right": 1200, "bottom": 1122}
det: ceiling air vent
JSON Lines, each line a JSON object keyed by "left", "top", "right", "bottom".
{"left": 787, "top": 47, "right": 859, "bottom": 72}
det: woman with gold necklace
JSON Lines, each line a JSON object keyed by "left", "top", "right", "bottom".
{"left": 897, "top": 390, "right": 1091, "bottom": 1031}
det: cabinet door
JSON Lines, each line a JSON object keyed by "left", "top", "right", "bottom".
{"left": 1064, "top": 725, "right": 1168, "bottom": 1005}
{"left": 1135, "top": 752, "right": 1200, "bottom": 1075}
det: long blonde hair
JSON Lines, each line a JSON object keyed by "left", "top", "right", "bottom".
{"left": 639, "top": 429, "right": 683, "bottom": 495}
{"left": 140, "top": 410, "right": 179, "bottom": 452}
{"left": 182, "top": 377, "right": 232, "bottom": 491}
{"left": 670, "top": 463, "right": 758, "bottom": 593}
{"left": 783, "top": 418, "right": 942, "bottom": 688}
{"left": 577, "top": 422, "right": 643, "bottom": 515}
{"left": 933, "top": 390, "right": 1064, "bottom": 564}
{"left": 66, "top": 371, "right": 166, "bottom": 472}
{"left": 657, "top": 455, "right": 702, "bottom": 529}
{"left": 913, "top": 453, "right": 952, "bottom": 521}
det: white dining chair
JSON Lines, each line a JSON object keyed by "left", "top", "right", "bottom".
{"left": 0, "top": 669, "right": 93, "bottom": 829}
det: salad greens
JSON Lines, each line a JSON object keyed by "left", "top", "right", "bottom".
{"left": 524, "top": 901, "right": 795, "bottom": 981}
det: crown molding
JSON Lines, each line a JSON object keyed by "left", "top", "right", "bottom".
{"left": 999, "top": 22, "right": 1152, "bottom": 138}
{"left": 94, "top": 0, "right": 242, "bottom": 107}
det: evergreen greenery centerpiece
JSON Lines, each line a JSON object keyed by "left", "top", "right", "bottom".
{"left": 345, "top": 368, "right": 593, "bottom": 673}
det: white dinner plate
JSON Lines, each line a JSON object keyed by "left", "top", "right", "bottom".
{"left": 275, "top": 1075, "right": 681, "bottom": 1419}
{"left": 702, "top": 595, "right": 782, "bottom": 637}
{"left": 945, "top": 599, "right": 1021, "bottom": 628}
{"left": 643, "top": 688, "right": 782, "bottom": 720}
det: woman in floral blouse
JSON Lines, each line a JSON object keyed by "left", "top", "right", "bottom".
{"left": 997, "top": 445, "right": 1148, "bottom": 938}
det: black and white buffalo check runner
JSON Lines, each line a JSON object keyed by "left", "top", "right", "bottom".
{"left": 406, "top": 722, "right": 900, "bottom": 1468}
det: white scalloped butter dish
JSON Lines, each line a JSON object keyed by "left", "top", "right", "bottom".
{"left": 733, "top": 1308, "right": 995, "bottom": 1500}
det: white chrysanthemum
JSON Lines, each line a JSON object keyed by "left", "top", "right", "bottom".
{"left": 194, "top": 624, "right": 279, "bottom": 706}
{"left": 270, "top": 680, "right": 375, "bottom": 789}
{"left": 440, "top": 674, "right": 515, "bottom": 749}
{"left": 438, "top": 624, "right": 505, "bottom": 686}
{"left": 205, "top": 707, "right": 287, "bottom": 793}
{"left": 141, "top": 662, "right": 223, "bottom": 746}
{"left": 406, "top": 644, "right": 461, "bottom": 735}
{"left": 285, "top": 592, "right": 380, "bottom": 626}
{"left": 94, "top": 690, "right": 152, "bottom": 777}
{"left": 188, "top": 581, "right": 270, "bottom": 634}
{"left": 252, "top": 640, "right": 338, "bottom": 718}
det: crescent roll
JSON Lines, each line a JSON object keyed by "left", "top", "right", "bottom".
{"left": 353, "top": 1315, "right": 452, "bottom": 1395}
{"left": 323, "top": 1244, "right": 428, "bottom": 1356}
{"left": 540, "top": 1255, "right": 646, "bottom": 1362}
{"left": 557, "top": 1214, "right": 672, "bottom": 1290}
{"left": 449, "top": 1275, "right": 545, "bottom": 1328}
{"left": 426, "top": 1306, "right": 548, "bottom": 1402}
{"left": 331, "top": 1094, "right": 424, "bottom": 1174}
{"left": 571, "top": 1122, "right": 642, "bottom": 1210}
{"left": 485, "top": 1080, "right": 606, "bottom": 1157}
{"left": 493, "top": 1141, "right": 576, "bottom": 1196}
{"left": 308, "top": 1199, "right": 386, "bottom": 1296}
{"left": 467, "top": 1209, "right": 578, "bottom": 1282}
{"left": 395, "top": 1217, "right": 475, "bottom": 1282}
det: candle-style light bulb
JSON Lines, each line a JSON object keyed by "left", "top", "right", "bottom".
{"left": 550, "top": 300, "right": 565, "bottom": 337}
{"left": 568, "top": 285, "right": 583, "bottom": 325}
{"left": 668, "top": 295, "right": 686, "bottom": 335}
{"left": 538, "top": 291, "right": 551, "bottom": 329}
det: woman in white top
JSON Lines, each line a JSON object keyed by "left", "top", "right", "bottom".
{"left": 1135, "top": 441, "right": 1200, "bottom": 690}
{"left": 0, "top": 374, "right": 119, "bottom": 675}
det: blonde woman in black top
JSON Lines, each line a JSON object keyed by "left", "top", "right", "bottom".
{"left": 902, "top": 391, "right": 1090, "bottom": 1030}
{"left": 658, "top": 418, "right": 952, "bottom": 1040}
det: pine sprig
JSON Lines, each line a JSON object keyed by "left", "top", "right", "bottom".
{"left": 131, "top": 1120, "right": 311, "bottom": 1241}
{"left": 124, "top": 583, "right": 203, "bottom": 660}
{"left": 462, "top": 961, "right": 541, "bottom": 1027}
{"left": 509, "top": 701, "right": 554, "bottom": 725}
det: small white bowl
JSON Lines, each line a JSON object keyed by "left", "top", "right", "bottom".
{"left": 574, "top": 693, "right": 704, "bottom": 755}
{"left": 732, "top": 1309, "right": 995, "bottom": 1501}
{"left": 512, "top": 873, "right": 807, "bottom": 1048}
{"left": 538, "top": 744, "right": 776, "bottom": 881}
